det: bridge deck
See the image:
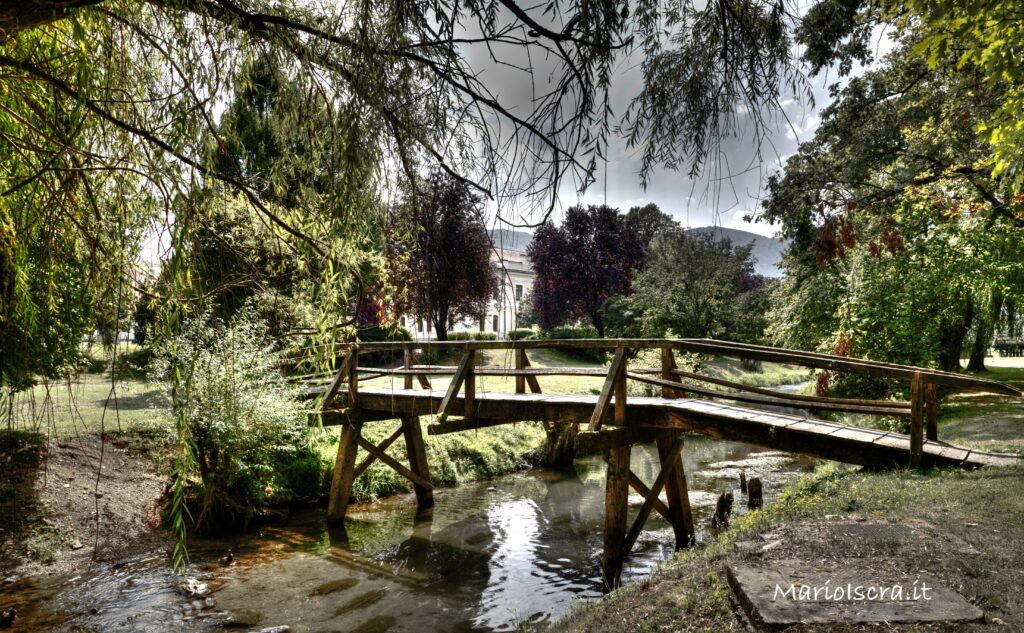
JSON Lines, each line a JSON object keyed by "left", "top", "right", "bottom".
{"left": 323, "top": 387, "right": 1020, "bottom": 470}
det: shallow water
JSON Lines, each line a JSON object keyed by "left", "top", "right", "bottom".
{"left": 1, "top": 437, "right": 815, "bottom": 632}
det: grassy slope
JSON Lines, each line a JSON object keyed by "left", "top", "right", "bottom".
{"left": 554, "top": 363, "right": 1024, "bottom": 633}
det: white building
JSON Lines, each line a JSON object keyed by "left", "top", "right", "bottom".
{"left": 403, "top": 229, "right": 535, "bottom": 339}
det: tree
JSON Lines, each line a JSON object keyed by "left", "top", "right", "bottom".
{"left": 528, "top": 205, "right": 643, "bottom": 337}
{"left": 625, "top": 203, "right": 680, "bottom": 257}
{"left": 630, "top": 231, "right": 758, "bottom": 339}
{"left": 396, "top": 173, "right": 499, "bottom": 341}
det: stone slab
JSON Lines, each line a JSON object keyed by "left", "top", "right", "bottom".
{"left": 727, "top": 561, "right": 984, "bottom": 630}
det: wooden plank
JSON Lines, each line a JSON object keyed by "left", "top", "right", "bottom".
{"left": 589, "top": 347, "right": 627, "bottom": 431}
{"left": 661, "top": 348, "right": 682, "bottom": 398}
{"left": 658, "top": 434, "right": 694, "bottom": 549}
{"left": 520, "top": 349, "right": 543, "bottom": 393}
{"left": 577, "top": 427, "right": 662, "bottom": 453}
{"left": 427, "top": 417, "right": 518, "bottom": 435}
{"left": 622, "top": 436, "right": 684, "bottom": 557}
{"left": 438, "top": 351, "right": 473, "bottom": 421}
{"left": 602, "top": 444, "right": 630, "bottom": 590}
{"left": 323, "top": 351, "right": 356, "bottom": 406}
{"left": 925, "top": 383, "right": 938, "bottom": 441}
{"left": 354, "top": 434, "right": 434, "bottom": 491}
{"left": 348, "top": 351, "right": 358, "bottom": 405}
{"left": 668, "top": 368, "right": 909, "bottom": 410}
{"left": 401, "top": 415, "right": 433, "bottom": 509}
{"left": 515, "top": 348, "right": 526, "bottom": 394}
{"left": 628, "top": 471, "right": 671, "bottom": 521}
{"left": 403, "top": 347, "right": 414, "bottom": 390}
{"left": 464, "top": 349, "right": 476, "bottom": 418}
{"left": 614, "top": 347, "right": 628, "bottom": 425}
{"left": 910, "top": 373, "right": 925, "bottom": 467}
{"left": 628, "top": 371, "right": 911, "bottom": 417}
{"left": 327, "top": 417, "right": 363, "bottom": 524}
{"left": 352, "top": 424, "right": 404, "bottom": 479}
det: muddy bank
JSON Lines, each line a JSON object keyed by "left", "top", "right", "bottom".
{"left": 1, "top": 433, "right": 170, "bottom": 578}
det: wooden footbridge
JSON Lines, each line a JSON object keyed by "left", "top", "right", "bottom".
{"left": 285, "top": 338, "right": 1021, "bottom": 587}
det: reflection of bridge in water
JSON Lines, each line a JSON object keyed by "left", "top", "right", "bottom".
{"left": 287, "top": 338, "right": 1021, "bottom": 587}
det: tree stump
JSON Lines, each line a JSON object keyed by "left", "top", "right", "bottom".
{"left": 747, "top": 477, "right": 763, "bottom": 510}
{"left": 711, "top": 491, "right": 733, "bottom": 530}
{"left": 740, "top": 471, "right": 747, "bottom": 494}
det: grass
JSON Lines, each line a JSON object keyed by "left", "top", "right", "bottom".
{"left": 4, "top": 372, "right": 172, "bottom": 439}
{"left": 315, "top": 421, "right": 546, "bottom": 503}
{"left": 556, "top": 461, "right": 1024, "bottom": 632}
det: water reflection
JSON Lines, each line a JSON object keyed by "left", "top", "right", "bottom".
{"left": 0, "top": 436, "right": 815, "bottom": 633}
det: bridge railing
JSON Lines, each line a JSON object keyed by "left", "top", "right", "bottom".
{"left": 285, "top": 338, "right": 1020, "bottom": 467}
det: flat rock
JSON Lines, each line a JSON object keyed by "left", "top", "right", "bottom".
{"left": 727, "top": 561, "right": 984, "bottom": 629}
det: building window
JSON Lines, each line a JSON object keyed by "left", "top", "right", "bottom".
{"left": 417, "top": 318, "right": 423, "bottom": 332}
{"left": 492, "top": 315, "right": 499, "bottom": 332}
{"left": 400, "top": 317, "right": 406, "bottom": 328}
{"left": 515, "top": 284, "right": 523, "bottom": 301}
{"left": 479, "top": 316, "right": 485, "bottom": 332}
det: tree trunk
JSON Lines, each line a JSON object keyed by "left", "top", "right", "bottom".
{"left": 936, "top": 297, "right": 974, "bottom": 372}
{"left": 592, "top": 313, "right": 605, "bottom": 338}
{"left": 433, "top": 313, "right": 448, "bottom": 341}
{"left": 968, "top": 290, "right": 1003, "bottom": 372}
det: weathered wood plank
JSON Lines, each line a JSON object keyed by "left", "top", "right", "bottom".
{"left": 354, "top": 434, "right": 433, "bottom": 491}
{"left": 910, "top": 373, "right": 925, "bottom": 467}
{"left": 925, "top": 383, "right": 938, "bottom": 442}
{"left": 438, "top": 351, "right": 473, "bottom": 421}
{"left": 577, "top": 427, "right": 662, "bottom": 453}
{"left": 603, "top": 444, "right": 630, "bottom": 590}
{"left": 323, "top": 351, "right": 357, "bottom": 406}
{"left": 627, "top": 471, "right": 672, "bottom": 522}
{"left": 352, "top": 424, "right": 404, "bottom": 479}
{"left": 622, "top": 436, "right": 684, "bottom": 557}
{"left": 658, "top": 433, "right": 694, "bottom": 549}
{"left": 589, "top": 347, "right": 627, "bottom": 431}
{"left": 401, "top": 415, "right": 433, "bottom": 508}
{"left": 327, "top": 416, "right": 362, "bottom": 524}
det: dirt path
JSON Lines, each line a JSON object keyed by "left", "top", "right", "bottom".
{"left": 1, "top": 432, "right": 170, "bottom": 578}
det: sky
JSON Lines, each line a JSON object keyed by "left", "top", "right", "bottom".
{"left": 477, "top": 8, "right": 898, "bottom": 239}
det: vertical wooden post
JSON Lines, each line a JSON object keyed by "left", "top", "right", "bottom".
{"left": 403, "top": 346, "right": 414, "bottom": 390}
{"left": 925, "top": 383, "right": 938, "bottom": 441}
{"left": 602, "top": 444, "right": 630, "bottom": 590}
{"left": 909, "top": 372, "right": 924, "bottom": 467}
{"left": 348, "top": 350, "right": 359, "bottom": 405}
{"left": 327, "top": 418, "right": 363, "bottom": 524}
{"left": 464, "top": 349, "right": 476, "bottom": 417}
{"left": 660, "top": 347, "right": 677, "bottom": 398}
{"left": 657, "top": 435, "right": 695, "bottom": 549}
{"left": 515, "top": 348, "right": 526, "bottom": 394}
{"left": 614, "top": 343, "right": 627, "bottom": 425}
{"left": 401, "top": 415, "right": 434, "bottom": 509}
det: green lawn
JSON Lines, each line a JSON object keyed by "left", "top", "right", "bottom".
{"left": 6, "top": 372, "right": 171, "bottom": 439}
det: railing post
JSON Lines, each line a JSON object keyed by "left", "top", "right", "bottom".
{"left": 925, "top": 382, "right": 938, "bottom": 441}
{"left": 515, "top": 347, "right": 526, "bottom": 394}
{"left": 614, "top": 342, "right": 627, "bottom": 425}
{"left": 660, "top": 347, "right": 677, "bottom": 398}
{"left": 348, "top": 349, "right": 359, "bottom": 405}
{"left": 465, "top": 349, "right": 476, "bottom": 417}
{"left": 403, "top": 345, "right": 414, "bottom": 390}
{"left": 909, "top": 372, "right": 924, "bottom": 467}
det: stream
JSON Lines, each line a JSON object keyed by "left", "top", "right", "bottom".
{"left": 2, "top": 436, "right": 816, "bottom": 632}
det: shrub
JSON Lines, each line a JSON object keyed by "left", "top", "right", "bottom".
{"left": 154, "top": 309, "right": 319, "bottom": 531}
{"left": 473, "top": 332, "right": 497, "bottom": 341}
{"left": 507, "top": 328, "right": 535, "bottom": 341}
{"left": 447, "top": 331, "right": 473, "bottom": 341}
{"left": 541, "top": 325, "right": 606, "bottom": 362}
{"left": 357, "top": 324, "right": 412, "bottom": 366}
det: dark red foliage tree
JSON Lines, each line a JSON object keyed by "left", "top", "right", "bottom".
{"left": 528, "top": 205, "right": 644, "bottom": 336}
{"left": 396, "top": 173, "right": 499, "bottom": 341}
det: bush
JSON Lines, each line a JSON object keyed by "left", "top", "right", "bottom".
{"left": 357, "top": 324, "right": 412, "bottom": 366}
{"left": 154, "top": 309, "right": 320, "bottom": 531}
{"left": 541, "top": 325, "right": 606, "bottom": 362}
{"left": 447, "top": 331, "right": 496, "bottom": 341}
{"left": 447, "top": 331, "right": 473, "bottom": 341}
{"left": 507, "top": 328, "right": 535, "bottom": 341}
{"left": 473, "top": 332, "right": 497, "bottom": 341}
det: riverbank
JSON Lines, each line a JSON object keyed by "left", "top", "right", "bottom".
{"left": 554, "top": 365, "right": 1024, "bottom": 633}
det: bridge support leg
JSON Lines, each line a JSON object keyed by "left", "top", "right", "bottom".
{"left": 658, "top": 435, "right": 695, "bottom": 549}
{"left": 602, "top": 444, "right": 631, "bottom": 590}
{"left": 401, "top": 415, "right": 434, "bottom": 509}
{"left": 327, "top": 418, "right": 363, "bottom": 525}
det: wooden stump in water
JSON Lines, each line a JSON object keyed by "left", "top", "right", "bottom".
{"left": 747, "top": 477, "right": 763, "bottom": 510}
{"left": 710, "top": 492, "right": 733, "bottom": 530}
{"left": 740, "top": 471, "right": 747, "bottom": 494}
